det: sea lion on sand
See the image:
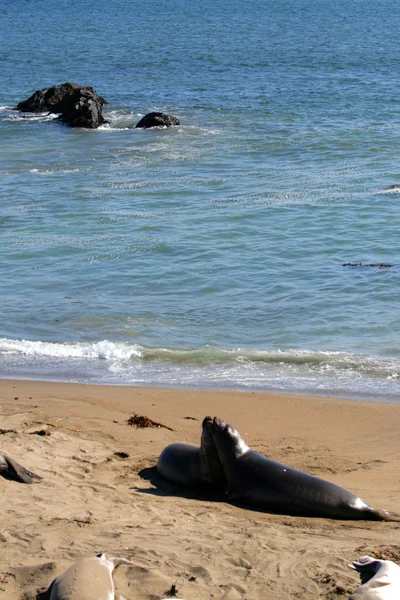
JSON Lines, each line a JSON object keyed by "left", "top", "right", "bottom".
{"left": 157, "top": 416, "right": 226, "bottom": 491}
{"left": 211, "top": 417, "right": 400, "bottom": 520}
{"left": 47, "top": 553, "right": 133, "bottom": 600}
{"left": 0, "top": 452, "right": 42, "bottom": 483}
{"left": 348, "top": 555, "right": 400, "bottom": 599}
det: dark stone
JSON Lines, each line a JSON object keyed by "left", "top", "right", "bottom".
{"left": 15, "top": 82, "right": 106, "bottom": 113}
{"left": 135, "top": 111, "right": 180, "bottom": 129}
{"left": 15, "top": 82, "right": 107, "bottom": 129}
{"left": 57, "top": 89, "right": 107, "bottom": 128}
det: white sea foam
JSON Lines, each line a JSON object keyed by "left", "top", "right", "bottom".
{"left": 0, "top": 338, "right": 142, "bottom": 360}
{"left": 375, "top": 186, "right": 400, "bottom": 195}
{"left": 1, "top": 338, "right": 400, "bottom": 400}
{"left": 4, "top": 107, "right": 59, "bottom": 120}
{"left": 28, "top": 168, "right": 80, "bottom": 174}
{"left": 100, "top": 109, "right": 138, "bottom": 130}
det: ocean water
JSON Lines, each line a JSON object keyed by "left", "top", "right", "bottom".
{"left": 1, "top": 0, "right": 400, "bottom": 400}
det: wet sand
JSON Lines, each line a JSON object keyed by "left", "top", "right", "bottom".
{"left": 0, "top": 379, "right": 399, "bottom": 599}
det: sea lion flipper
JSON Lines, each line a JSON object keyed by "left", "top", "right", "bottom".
{"left": 373, "top": 508, "right": 400, "bottom": 522}
{"left": 4, "top": 455, "right": 42, "bottom": 484}
{"left": 108, "top": 556, "right": 135, "bottom": 569}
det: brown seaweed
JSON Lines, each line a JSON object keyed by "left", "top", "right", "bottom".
{"left": 342, "top": 263, "right": 393, "bottom": 268}
{"left": 126, "top": 413, "right": 174, "bottom": 431}
{"left": 163, "top": 583, "right": 178, "bottom": 597}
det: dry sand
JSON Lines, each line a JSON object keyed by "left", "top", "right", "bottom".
{"left": 0, "top": 379, "right": 399, "bottom": 599}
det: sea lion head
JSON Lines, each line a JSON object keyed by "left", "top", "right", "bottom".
{"left": 348, "top": 556, "right": 389, "bottom": 585}
{"left": 349, "top": 556, "right": 400, "bottom": 588}
{"left": 211, "top": 417, "right": 250, "bottom": 465}
{"left": 199, "top": 416, "right": 226, "bottom": 491}
{"left": 201, "top": 416, "right": 214, "bottom": 446}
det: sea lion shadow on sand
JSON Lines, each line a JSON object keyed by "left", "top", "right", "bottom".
{"left": 36, "top": 588, "right": 52, "bottom": 600}
{"left": 137, "top": 466, "right": 317, "bottom": 516}
{"left": 137, "top": 465, "right": 225, "bottom": 503}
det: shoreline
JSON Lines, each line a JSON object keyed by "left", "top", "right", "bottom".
{"left": 0, "top": 379, "right": 399, "bottom": 599}
{"left": 3, "top": 339, "right": 400, "bottom": 403}
{"left": 1, "top": 373, "right": 400, "bottom": 405}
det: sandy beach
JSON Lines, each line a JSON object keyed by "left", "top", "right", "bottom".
{"left": 0, "top": 380, "right": 399, "bottom": 599}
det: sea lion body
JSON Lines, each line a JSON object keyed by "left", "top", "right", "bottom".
{"left": 157, "top": 416, "right": 225, "bottom": 491}
{"left": 157, "top": 442, "right": 204, "bottom": 487}
{"left": 348, "top": 555, "right": 400, "bottom": 599}
{"left": 211, "top": 417, "right": 398, "bottom": 520}
{"left": 48, "top": 554, "right": 133, "bottom": 600}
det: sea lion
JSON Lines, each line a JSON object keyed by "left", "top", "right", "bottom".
{"left": 157, "top": 416, "right": 226, "bottom": 491}
{"left": 348, "top": 555, "right": 400, "bottom": 599}
{"left": 210, "top": 417, "right": 399, "bottom": 520}
{"left": 0, "top": 452, "right": 42, "bottom": 483}
{"left": 46, "top": 553, "right": 133, "bottom": 600}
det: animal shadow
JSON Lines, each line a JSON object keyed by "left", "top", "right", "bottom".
{"left": 137, "top": 466, "right": 224, "bottom": 503}
{"left": 36, "top": 588, "right": 51, "bottom": 600}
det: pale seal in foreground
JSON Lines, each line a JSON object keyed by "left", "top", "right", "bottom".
{"left": 157, "top": 416, "right": 226, "bottom": 491}
{"left": 211, "top": 416, "right": 400, "bottom": 520}
{"left": 0, "top": 452, "right": 42, "bottom": 483}
{"left": 47, "top": 553, "right": 133, "bottom": 600}
{"left": 348, "top": 555, "right": 400, "bottom": 599}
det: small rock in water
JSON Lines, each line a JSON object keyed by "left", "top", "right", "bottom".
{"left": 135, "top": 111, "right": 180, "bottom": 129}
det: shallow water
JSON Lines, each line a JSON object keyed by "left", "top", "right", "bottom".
{"left": 1, "top": 0, "right": 400, "bottom": 400}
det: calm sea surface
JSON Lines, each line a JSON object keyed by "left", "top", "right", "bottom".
{"left": 1, "top": 0, "right": 400, "bottom": 400}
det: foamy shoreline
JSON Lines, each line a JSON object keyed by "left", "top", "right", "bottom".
{"left": 3, "top": 338, "right": 400, "bottom": 402}
{"left": 0, "top": 379, "right": 399, "bottom": 599}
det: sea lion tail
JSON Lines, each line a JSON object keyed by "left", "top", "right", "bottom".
{"left": 5, "top": 455, "right": 42, "bottom": 484}
{"left": 373, "top": 508, "right": 400, "bottom": 522}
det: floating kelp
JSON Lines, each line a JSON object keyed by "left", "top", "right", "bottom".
{"left": 343, "top": 263, "right": 393, "bottom": 268}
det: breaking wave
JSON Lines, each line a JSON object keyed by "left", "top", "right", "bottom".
{"left": 1, "top": 337, "right": 400, "bottom": 401}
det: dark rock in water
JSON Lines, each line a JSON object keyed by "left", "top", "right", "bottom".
{"left": 15, "top": 82, "right": 106, "bottom": 114}
{"left": 57, "top": 89, "right": 107, "bottom": 128}
{"left": 15, "top": 82, "right": 107, "bottom": 128}
{"left": 135, "top": 111, "right": 180, "bottom": 129}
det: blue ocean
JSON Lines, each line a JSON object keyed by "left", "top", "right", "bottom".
{"left": 1, "top": 0, "right": 400, "bottom": 400}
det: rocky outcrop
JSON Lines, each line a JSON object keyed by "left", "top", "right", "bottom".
{"left": 56, "top": 89, "right": 107, "bottom": 128}
{"left": 135, "top": 112, "right": 180, "bottom": 129}
{"left": 15, "top": 83, "right": 107, "bottom": 128}
{"left": 15, "top": 85, "right": 181, "bottom": 130}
